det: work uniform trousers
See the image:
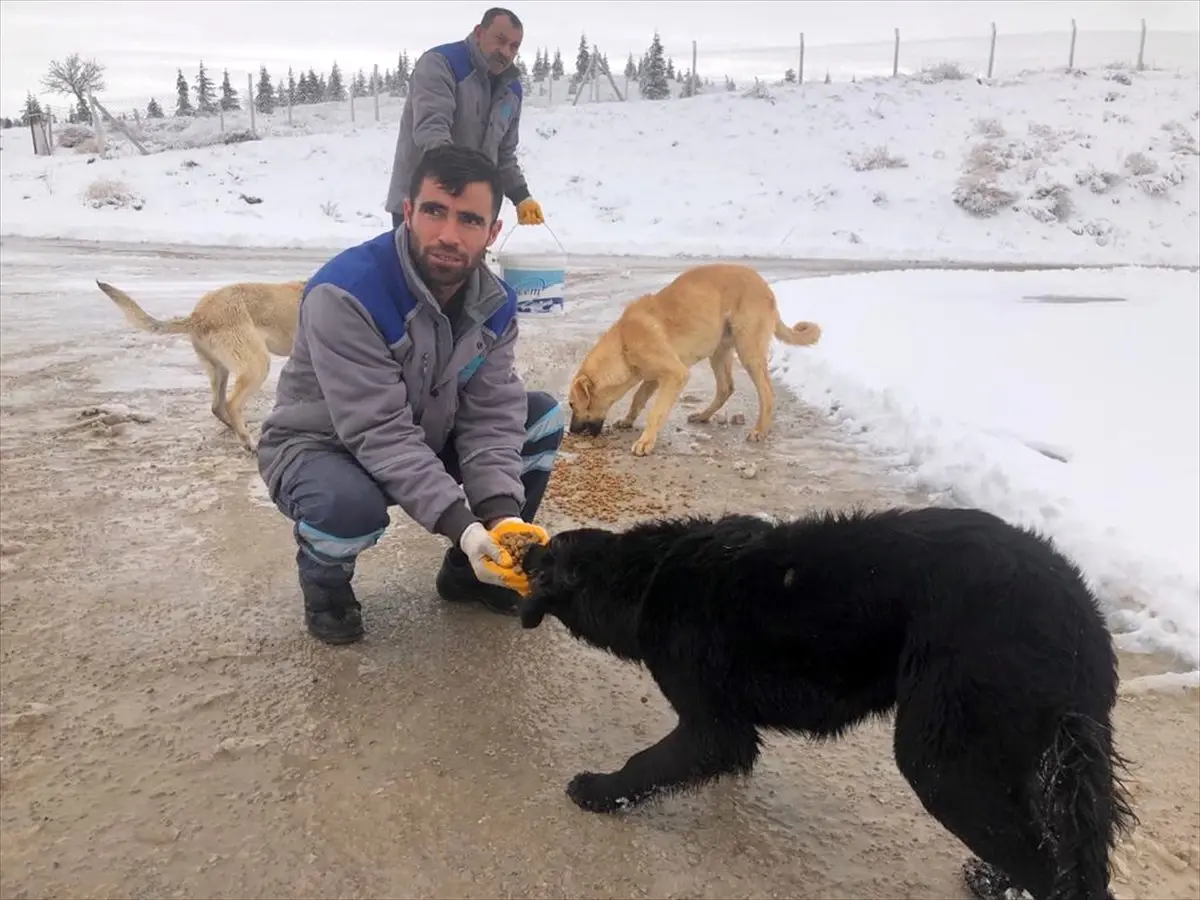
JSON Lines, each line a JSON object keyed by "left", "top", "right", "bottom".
{"left": 271, "top": 390, "right": 564, "bottom": 587}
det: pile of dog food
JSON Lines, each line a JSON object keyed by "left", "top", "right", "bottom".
{"left": 545, "top": 435, "right": 671, "bottom": 524}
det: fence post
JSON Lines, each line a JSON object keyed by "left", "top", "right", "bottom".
{"left": 1137, "top": 18, "right": 1147, "bottom": 71}
{"left": 691, "top": 40, "right": 698, "bottom": 96}
{"left": 799, "top": 32, "right": 805, "bottom": 84}
{"left": 373, "top": 64, "right": 381, "bottom": 121}
{"left": 987, "top": 22, "right": 997, "bottom": 78}
{"left": 247, "top": 73, "right": 256, "bottom": 135}
{"left": 350, "top": 90, "right": 356, "bottom": 123}
{"left": 287, "top": 84, "right": 293, "bottom": 126}
{"left": 90, "top": 95, "right": 106, "bottom": 152}
{"left": 1068, "top": 19, "right": 1077, "bottom": 70}
{"left": 892, "top": 28, "right": 900, "bottom": 77}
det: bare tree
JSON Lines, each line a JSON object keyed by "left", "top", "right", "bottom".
{"left": 42, "top": 52, "right": 106, "bottom": 123}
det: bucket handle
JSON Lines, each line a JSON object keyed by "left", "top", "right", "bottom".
{"left": 496, "top": 220, "right": 569, "bottom": 257}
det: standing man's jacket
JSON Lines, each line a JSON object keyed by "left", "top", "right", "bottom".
{"left": 385, "top": 36, "right": 530, "bottom": 217}
{"left": 257, "top": 227, "right": 528, "bottom": 545}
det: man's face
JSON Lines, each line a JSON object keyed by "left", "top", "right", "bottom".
{"left": 473, "top": 14, "right": 523, "bottom": 75}
{"left": 403, "top": 176, "right": 502, "bottom": 292}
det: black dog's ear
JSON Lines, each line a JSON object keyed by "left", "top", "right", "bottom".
{"left": 518, "top": 543, "right": 553, "bottom": 629}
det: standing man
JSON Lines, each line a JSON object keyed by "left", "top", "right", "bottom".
{"left": 385, "top": 7, "right": 544, "bottom": 231}
{"left": 258, "top": 145, "right": 564, "bottom": 646}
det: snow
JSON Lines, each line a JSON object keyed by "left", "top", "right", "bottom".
{"left": 770, "top": 266, "right": 1200, "bottom": 670}
{"left": 3, "top": 65, "right": 1198, "bottom": 266}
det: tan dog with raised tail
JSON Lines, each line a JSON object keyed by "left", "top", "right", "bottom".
{"left": 95, "top": 278, "right": 305, "bottom": 452}
{"left": 567, "top": 263, "right": 821, "bottom": 456}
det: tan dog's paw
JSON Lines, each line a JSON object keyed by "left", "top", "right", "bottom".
{"left": 612, "top": 418, "right": 635, "bottom": 430}
{"left": 631, "top": 435, "right": 657, "bottom": 456}
{"left": 686, "top": 412, "right": 710, "bottom": 424}
{"left": 746, "top": 430, "right": 766, "bottom": 443}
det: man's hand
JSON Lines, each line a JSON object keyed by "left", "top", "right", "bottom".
{"left": 462, "top": 518, "right": 550, "bottom": 595}
{"left": 516, "top": 198, "right": 544, "bottom": 225}
{"left": 459, "top": 522, "right": 512, "bottom": 589}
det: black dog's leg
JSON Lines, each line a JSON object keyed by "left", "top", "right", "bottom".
{"left": 895, "top": 714, "right": 1057, "bottom": 900}
{"left": 567, "top": 719, "right": 759, "bottom": 814}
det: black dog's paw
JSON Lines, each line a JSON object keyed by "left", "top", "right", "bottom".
{"left": 565, "top": 771, "right": 635, "bottom": 814}
{"left": 961, "top": 856, "right": 1019, "bottom": 900}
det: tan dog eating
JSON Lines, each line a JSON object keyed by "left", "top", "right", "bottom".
{"left": 566, "top": 263, "right": 821, "bottom": 456}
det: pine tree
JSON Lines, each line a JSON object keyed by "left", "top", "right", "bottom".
{"left": 174, "top": 68, "right": 194, "bottom": 116}
{"left": 574, "top": 33, "right": 590, "bottom": 83}
{"left": 21, "top": 93, "right": 44, "bottom": 126}
{"left": 296, "top": 71, "right": 310, "bottom": 104}
{"left": 532, "top": 48, "right": 545, "bottom": 82}
{"left": 353, "top": 69, "right": 368, "bottom": 98}
{"left": 398, "top": 52, "right": 411, "bottom": 91}
{"left": 328, "top": 62, "right": 346, "bottom": 101}
{"left": 146, "top": 97, "right": 164, "bottom": 118}
{"left": 666, "top": 58, "right": 675, "bottom": 79}
{"left": 724, "top": 75, "right": 737, "bottom": 92}
{"left": 255, "top": 66, "right": 276, "bottom": 114}
{"left": 624, "top": 54, "right": 637, "bottom": 80}
{"left": 516, "top": 55, "right": 529, "bottom": 82}
{"left": 784, "top": 68, "right": 796, "bottom": 84}
{"left": 194, "top": 61, "right": 217, "bottom": 115}
{"left": 640, "top": 32, "right": 670, "bottom": 101}
{"left": 316, "top": 71, "right": 328, "bottom": 102}
{"left": 286, "top": 67, "right": 297, "bottom": 106}
{"left": 220, "top": 68, "right": 240, "bottom": 110}
{"left": 551, "top": 49, "right": 564, "bottom": 79}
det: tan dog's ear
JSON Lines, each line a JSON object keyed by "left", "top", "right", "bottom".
{"left": 572, "top": 374, "right": 593, "bottom": 406}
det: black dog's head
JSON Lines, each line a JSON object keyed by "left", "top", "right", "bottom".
{"left": 518, "top": 527, "right": 644, "bottom": 661}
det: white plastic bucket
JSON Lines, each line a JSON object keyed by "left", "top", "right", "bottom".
{"left": 497, "top": 250, "right": 567, "bottom": 315}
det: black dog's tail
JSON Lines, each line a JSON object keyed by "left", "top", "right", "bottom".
{"left": 1037, "top": 712, "right": 1137, "bottom": 900}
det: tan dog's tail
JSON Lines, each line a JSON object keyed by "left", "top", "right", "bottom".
{"left": 774, "top": 316, "right": 822, "bottom": 346}
{"left": 96, "top": 280, "right": 193, "bottom": 335}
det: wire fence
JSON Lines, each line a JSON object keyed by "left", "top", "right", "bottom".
{"left": 10, "top": 21, "right": 1195, "bottom": 159}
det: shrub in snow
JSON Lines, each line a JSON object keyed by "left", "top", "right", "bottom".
{"left": 741, "top": 79, "right": 775, "bottom": 103}
{"left": 973, "top": 117, "right": 1006, "bottom": 139}
{"left": 915, "top": 61, "right": 970, "bottom": 84}
{"left": 1135, "top": 163, "right": 1186, "bottom": 196}
{"left": 56, "top": 124, "right": 93, "bottom": 149}
{"left": 1069, "top": 218, "right": 1115, "bottom": 247}
{"left": 83, "top": 178, "right": 144, "bottom": 211}
{"left": 952, "top": 174, "right": 1017, "bottom": 217}
{"left": 1022, "top": 182, "right": 1075, "bottom": 223}
{"left": 850, "top": 145, "right": 907, "bottom": 172}
{"left": 966, "top": 141, "right": 1016, "bottom": 175}
{"left": 1074, "top": 165, "right": 1122, "bottom": 194}
{"left": 1123, "top": 152, "right": 1157, "bottom": 176}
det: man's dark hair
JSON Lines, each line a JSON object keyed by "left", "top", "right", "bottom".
{"left": 481, "top": 7, "right": 522, "bottom": 29}
{"left": 408, "top": 145, "right": 505, "bottom": 219}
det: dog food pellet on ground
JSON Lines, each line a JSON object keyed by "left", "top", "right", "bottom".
{"left": 546, "top": 436, "right": 670, "bottom": 523}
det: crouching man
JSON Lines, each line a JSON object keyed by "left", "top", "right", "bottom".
{"left": 257, "top": 144, "right": 564, "bottom": 645}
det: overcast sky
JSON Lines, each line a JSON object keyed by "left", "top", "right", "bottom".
{"left": 2, "top": 0, "right": 1196, "bottom": 114}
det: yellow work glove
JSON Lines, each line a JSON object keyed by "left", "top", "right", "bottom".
{"left": 479, "top": 518, "right": 551, "bottom": 597}
{"left": 516, "top": 197, "right": 545, "bottom": 226}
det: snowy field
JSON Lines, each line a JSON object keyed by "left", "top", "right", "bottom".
{"left": 2, "top": 64, "right": 1198, "bottom": 266}
{"left": 771, "top": 266, "right": 1200, "bottom": 670}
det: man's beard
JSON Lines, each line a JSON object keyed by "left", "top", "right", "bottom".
{"left": 411, "top": 235, "right": 483, "bottom": 290}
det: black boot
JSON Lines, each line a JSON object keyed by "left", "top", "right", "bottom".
{"left": 435, "top": 546, "right": 521, "bottom": 616}
{"left": 300, "top": 578, "right": 365, "bottom": 645}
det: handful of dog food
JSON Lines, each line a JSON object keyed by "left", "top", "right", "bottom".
{"left": 482, "top": 519, "right": 550, "bottom": 596}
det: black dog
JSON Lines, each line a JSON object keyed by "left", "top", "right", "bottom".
{"left": 518, "top": 506, "right": 1135, "bottom": 900}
